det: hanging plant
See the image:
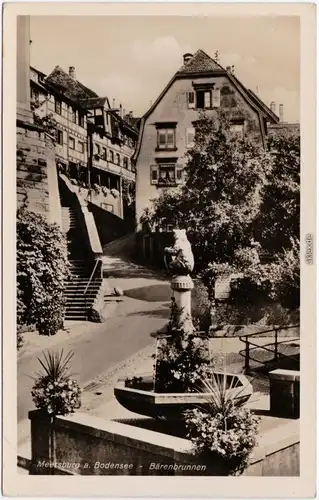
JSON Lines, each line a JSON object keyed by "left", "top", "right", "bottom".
{"left": 111, "top": 188, "right": 119, "bottom": 198}
{"left": 102, "top": 186, "right": 110, "bottom": 197}
{"left": 93, "top": 183, "right": 101, "bottom": 195}
{"left": 31, "top": 349, "right": 82, "bottom": 416}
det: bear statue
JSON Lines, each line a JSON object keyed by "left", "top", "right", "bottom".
{"left": 164, "top": 229, "right": 194, "bottom": 276}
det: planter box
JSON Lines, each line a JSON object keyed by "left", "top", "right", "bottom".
{"left": 114, "top": 372, "right": 253, "bottom": 420}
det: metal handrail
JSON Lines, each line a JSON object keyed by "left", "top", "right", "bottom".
{"left": 239, "top": 324, "right": 300, "bottom": 372}
{"left": 238, "top": 324, "right": 299, "bottom": 341}
{"left": 83, "top": 258, "right": 102, "bottom": 298}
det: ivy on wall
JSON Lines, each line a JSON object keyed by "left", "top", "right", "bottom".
{"left": 17, "top": 208, "right": 70, "bottom": 340}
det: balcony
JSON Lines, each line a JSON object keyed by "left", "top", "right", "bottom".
{"left": 92, "top": 158, "right": 135, "bottom": 182}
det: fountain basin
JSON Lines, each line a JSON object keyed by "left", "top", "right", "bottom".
{"left": 114, "top": 372, "right": 253, "bottom": 420}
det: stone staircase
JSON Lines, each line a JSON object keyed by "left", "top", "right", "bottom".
{"left": 64, "top": 259, "right": 103, "bottom": 321}
{"left": 60, "top": 197, "right": 103, "bottom": 322}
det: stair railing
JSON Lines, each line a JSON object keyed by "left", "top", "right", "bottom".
{"left": 83, "top": 258, "right": 103, "bottom": 316}
{"left": 239, "top": 324, "right": 300, "bottom": 373}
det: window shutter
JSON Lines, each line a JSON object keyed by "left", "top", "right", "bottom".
{"left": 187, "top": 92, "right": 195, "bottom": 109}
{"left": 212, "top": 89, "right": 221, "bottom": 108}
{"left": 176, "top": 165, "right": 184, "bottom": 184}
{"left": 150, "top": 165, "right": 159, "bottom": 185}
{"left": 186, "top": 127, "right": 195, "bottom": 148}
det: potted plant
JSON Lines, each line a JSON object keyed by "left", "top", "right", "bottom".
{"left": 185, "top": 374, "right": 260, "bottom": 475}
{"left": 31, "top": 349, "right": 81, "bottom": 417}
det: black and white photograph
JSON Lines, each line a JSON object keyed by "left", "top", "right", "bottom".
{"left": 2, "top": 2, "right": 316, "bottom": 496}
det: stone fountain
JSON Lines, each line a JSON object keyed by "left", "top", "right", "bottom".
{"left": 114, "top": 230, "right": 253, "bottom": 420}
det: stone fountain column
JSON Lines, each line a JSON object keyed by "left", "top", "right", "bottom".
{"left": 164, "top": 229, "right": 195, "bottom": 336}
{"left": 171, "top": 275, "right": 195, "bottom": 335}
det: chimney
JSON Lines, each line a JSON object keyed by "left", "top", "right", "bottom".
{"left": 226, "top": 66, "right": 231, "bottom": 72}
{"left": 183, "top": 53, "right": 193, "bottom": 65}
{"left": 69, "top": 66, "right": 76, "bottom": 79}
{"left": 279, "top": 104, "right": 284, "bottom": 122}
{"left": 119, "top": 103, "right": 123, "bottom": 119}
{"left": 270, "top": 101, "right": 276, "bottom": 114}
{"left": 112, "top": 98, "right": 115, "bottom": 109}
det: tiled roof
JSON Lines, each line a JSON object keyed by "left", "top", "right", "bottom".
{"left": 45, "top": 66, "right": 98, "bottom": 104}
{"left": 79, "top": 97, "right": 109, "bottom": 110}
{"left": 177, "top": 49, "right": 223, "bottom": 74}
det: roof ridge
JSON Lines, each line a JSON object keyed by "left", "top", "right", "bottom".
{"left": 178, "top": 48, "right": 225, "bottom": 74}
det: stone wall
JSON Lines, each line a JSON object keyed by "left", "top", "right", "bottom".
{"left": 28, "top": 410, "right": 300, "bottom": 476}
{"left": 17, "top": 121, "right": 61, "bottom": 227}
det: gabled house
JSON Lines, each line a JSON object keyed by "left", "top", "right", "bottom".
{"left": 30, "top": 65, "right": 139, "bottom": 218}
{"left": 132, "top": 49, "right": 279, "bottom": 229}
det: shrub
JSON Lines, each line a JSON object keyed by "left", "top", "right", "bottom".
{"left": 185, "top": 374, "right": 259, "bottom": 475}
{"left": 191, "top": 280, "right": 211, "bottom": 333}
{"left": 154, "top": 299, "right": 212, "bottom": 392}
{"left": 31, "top": 349, "right": 81, "bottom": 416}
{"left": 17, "top": 208, "right": 69, "bottom": 336}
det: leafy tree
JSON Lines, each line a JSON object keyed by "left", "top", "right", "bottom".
{"left": 255, "top": 133, "right": 300, "bottom": 253}
{"left": 144, "top": 112, "right": 299, "bottom": 315}
{"left": 17, "top": 208, "right": 70, "bottom": 336}
{"left": 148, "top": 112, "right": 272, "bottom": 272}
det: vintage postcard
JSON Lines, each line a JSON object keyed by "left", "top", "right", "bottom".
{"left": 2, "top": 1, "right": 316, "bottom": 497}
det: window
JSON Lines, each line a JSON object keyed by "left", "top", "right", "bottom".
{"left": 56, "top": 130, "right": 63, "bottom": 145}
{"left": 69, "top": 136, "right": 75, "bottom": 150}
{"left": 187, "top": 92, "right": 195, "bottom": 109}
{"left": 71, "top": 108, "right": 76, "bottom": 123}
{"left": 55, "top": 99, "right": 62, "bottom": 115}
{"left": 196, "top": 90, "right": 211, "bottom": 109}
{"left": 95, "top": 144, "right": 101, "bottom": 156}
{"left": 123, "top": 157, "right": 129, "bottom": 169}
{"left": 150, "top": 163, "right": 183, "bottom": 186}
{"left": 109, "top": 150, "right": 114, "bottom": 163}
{"left": 101, "top": 147, "right": 107, "bottom": 161}
{"left": 78, "top": 141, "right": 85, "bottom": 153}
{"left": 186, "top": 128, "right": 195, "bottom": 148}
{"left": 230, "top": 122, "right": 245, "bottom": 138}
{"left": 78, "top": 113, "right": 85, "bottom": 127}
{"left": 116, "top": 153, "right": 120, "bottom": 165}
{"left": 195, "top": 89, "right": 220, "bottom": 109}
{"left": 157, "top": 129, "right": 176, "bottom": 150}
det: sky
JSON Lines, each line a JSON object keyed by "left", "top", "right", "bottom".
{"left": 30, "top": 16, "right": 300, "bottom": 122}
